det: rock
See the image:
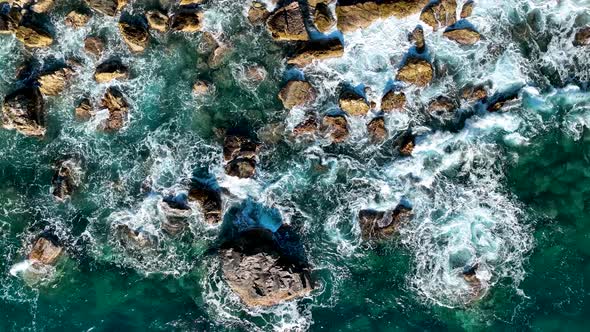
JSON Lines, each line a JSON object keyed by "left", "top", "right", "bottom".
{"left": 339, "top": 91, "right": 370, "bottom": 116}
{"left": 322, "top": 114, "right": 348, "bottom": 143}
{"left": 86, "top": 0, "right": 127, "bottom": 16}
{"left": 313, "top": 2, "right": 335, "bottom": 33}
{"left": 292, "top": 116, "right": 318, "bottom": 137}
{"left": 258, "top": 122, "right": 285, "bottom": 144}
{"left": 146, "top": 10, "right": 168, "bottom": 32}
{"left": 244, "top": 64, "right": 267, "bottom": 83}
{"left": 0, "top": 8, "right": 21, "bottom": 34}
{"left": 223, "top": 135, "right": 260, "bottom": 161}
{"left": 487, "top": 90, "right": 519, "bottom": 112}
{"left": 179, "top": 0, "right": 205, "bottom": 5}
{"left": 420, "top": 0, "right": 457, "bottom": 31}
{"left": 278, "top": 80, "right": 316, "bottom": 109}
{"left": 1, "top": 86, "right": 45, "bottom": 137}
{"left": 574, "top": 27, "right": 590, "bottom": 46}
{"left": 198, "top": 31, "right": 218, "bottom": 54}
{"left": 37, "top": 67, "right": 74, "bottom": 96}
{"left": 381, "top": 90, "right": 406, "bottom": 112}
{"left": 114, "top": 224, "right": 157, "bottom": 249}
{"left": 31, "top": 0, "right": 54, "bottom": 13}
{"left": 119, "top": 20, "right": 149, "bottom": 53}
{"left": 160, "top": 194, "right": 192, "bottom": 235}
{"left": 16, "top": 24, "right": 53, "bottom": 48}
{"left": 428, "top": 96, "right": 456, "bottom": 116}
{"left": 192, "top": 79, "right": 212, "bottom": 96}
{"left": 208, "top": 43, "right": 231, "bottom": 68}
{"left": 74, "top": 98, "right": 94, "bottom": 121}
{"left": 358, "top": 204, "right": 412, "bottom": 240}
{"left": 28, "top": 236, "right": 62, "bottom": 265}
{"left": 409, "top": 25, "right": 425, "bottom": 52}
{"left": 100, "top": 87, "right": 129, "bottom": 131}
{"left": 461, "top": 85, "right": 487, "bottom": 102}
{"left": 221, "top": 229, "right": 314, "bottom": 307}
{"left": 396, "top": 57, "right": 433, "bottom": 87}
{"left": 462, "top": 263, "right": 479, "bottom": 284}
{"left": 460, "top": 0, "right": 473, "bottom": 19}
{"left": 398, "top": 132, "right": 415, "bottom": 156}
{"left": 266, "top": 1, "right": 308, "bottom": 41}
{"left": 248, "top": 1, "right": 270, "bottom": 26}
{"left": 65, "top": 11, "right": 91, "bottom": 28}
{"left": 84, "top": 36, "right": 105, "bottom": 57}
{"left": 170, "top": 10, "right": 203, "bottom": 32}
{"left": 188, "top": 183, "right": 222, "bottom": 224}
{"left": 443, "top": 26, "right": 480, "bottom": 45}
{"left": 336, "top": 0, "right": 427, "bottom": 33}
{"left": 225, "top": 157, "right": 257, "bottom": 178}
{"left": 51, "top": 159, "right": 80, "bottom": 200}
{"left": 287, "top": 38, "right": 344, "bottom": 67}
{"left": 367, "top": 117, "right": 387, "bottom": 143}
{"left": 94, "top": 59, "right": 129, "bottom": 83}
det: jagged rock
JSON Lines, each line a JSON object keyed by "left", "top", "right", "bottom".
{"left": 460, "top": 0, "right": 473, "bottom": 19}
{"left": 336, "top": 0, "right": 427, "bottom": 33}
{"left": 74, "top": 98, "right": 94, "bottom": 121}
{"left": 94, "top": 59, "right": 129, "bottom": 83}
{"left": 208, "top": 43, "right": 231, "bottom": 68}
{"left": 16, "top": 24, "right": 53, "bottom": 48}
{"left": 170, "top": 10, "right": 203, "bottom": 32}
{"left": 192, "top": 79, "right": 212, "bottom": 96}
{"left": 0, "top": 7, "right": 21, "bottom": 34}
{"left": 188, "top": 183, "right": 222, "bottom": 224}
{"left": 1, "top": 86, "right": 45, "bottom": 137}
{"left": 84, "top": 36, "right": 104, "bottom": 57}
{"left": 100, "top": 87, "right": 129, "bottom": 131}
{"left": 114, "top": 224, "right": 157, "bottom": 249}
{"left": 51, "top": 159, "right": 80, "bottom": 200}
{"left": 409, "top": 25, "right": 425, "bottom": 52}
{"left": 29, "top": 237, "right": 62, "bottom": 265}
{"left": 396, "top": 57, "right": 433, "bottom": 87}
{"left": 287, "top": 38, "right": 344, "bottom": 67}
{"left": 322, "top": 114, "right": 348, "bottom": 143}
{"left": 461, "top": 85, "right": 487, "bottom": 102}
{"left": 266, "top": 1, "right": 308, "bottom": 41}
{"left": 146, "top": 10, "right": 168, "bottom": 32}
{"left": 420, "top": 0, "right": 457, "bottom": 31}
{"left": 314, "top": 2, "right": 335, "bottom": 33}
{"left": 225, "top": 157, "right": 256, "bottom": 178}
{"left": 119, "top": 20, "right": 149, "bottom": 53}
{"left": 31, "top": 0, "right": 54, "bottom": 13}
{"left": 179, "top": 0, "right": 205, "bottom": 5}
{"left": 86, "top": 0, "right": 127, "bottom": 16}
{"left": 428, "top": 96, "right": 456, "bottom": 116}
{"left": 358, "top": 204, "right": 412, "bottom": 240}
{"left": 398, "top": 132, "right": 415, "bottom": 156}
{"left": 487, "top": 91, "right": 519, "bottom": 112}
{"left": 65, "top": 11, "right": 91, "bottom": 28}
{"left": 278, "top": 80, "right": 316, "bottom": 109}
{"left": 574, "top": 27, "right": 590, "bottom": 46}
{"left": 381, "top": 90, "right": 406, "bottom": 112}
{"left": 443, "top": 27, "right": 480, "bottom": 45}
{"left": 37, "top": 67, "right": 74, "bottom": 96}
{"left": 223, "top": 135, "right": 260, "bottom": 161}
{"left": 248, "top": 1, "right": 270, "bottom": 26}
{"left": 293, "top": 116, "right": 318, "bottom": 137}
{"left": 221, "top": 229, "right": 314, "bottom": 307}
{"left": 367, "top": 117, "right": 387, "bottom": 143}
{"left": 339, "top": 91, "right": 369, "bottom": 116}
{"left": 160, "top": 194, "right": 192, "bottom": 235}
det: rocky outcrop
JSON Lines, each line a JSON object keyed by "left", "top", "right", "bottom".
{"left": 248, "top": 1, "right": 270, "bottom": 26}
{"left": 336, "top": 0, "right": 427, "bottom": 33}
{"left": 381, "top": 90, "right": 406, "bottom": 112}
{"left": 420, "top": 0, "right": 457, "bottom": 31}
{"left": 31, "top": 0, "right": 55, "bottom": 13}
{"left": 278, "top": 80, "right": 316, "bottom": 109}
{"left": 287, "top": 38, "right": 344, "bottom": 67}
{"left": 84, "top": 36, "right": 105, "bottom": 57}
{"left": 29, "top": 236, "right": 62, "bottom": 265}
{"left": 160, "top": 194, "right": 192, "bottom": 235}
{"left": 313, "top": 2, "right": 336, "bottom": 33}
{"left": 51, "top": 159, "right": 80, "bottom": 200}
{"left": 461, "top": 84, "right": 487, "bottom": 102}
{"left": 225, "top": 158, "right": 257, "bottom": 178}
{"left": 221, "top": 228, "right": 314, "bottom": 307}
{"left": 443, "top": 26, "right": 480, "bottom": 45}
{"left": 189, "top": 183, "right": 222, "bottom": 224}
{"left": 119, "top": 19, "right": 149, "bottom": 53}
{"left": 170, "top": 10, "right": 203, "bottom": 32}
{"left": 460, "top": 0, "right": 473, "bottom": 19}
{"left": 409, "top": 25, "right": 425, "bottom": 52}
{"left": 0, "top": 7, "right": 21, "bottom": 34}
{"left": 74, "top": 98, "right": 94, "bottom": 121}
{"left": 16, "top": 24, "right": 53, "bottom": 48}
{"left": 266, "top": 1, "right": 308, "bottom": 41}
{"left": 367, "top": 116, "right": 387, "bottom": 143}
{"left": 339, "top": 91, "right": 370, "bottom": 116}
{"left": 223, "top": 135, "right": 260, "bottom": 178}
{"left": 86, "top": 0, "right": 127, "bottom": 16}
{"left": 37, "top": 67, "right": 74, "bottom": 96}
{"left": 114, "top": 224, "right": 157, "bottom": 249}
{"left": 100, "top": 87, "right": 129, "bottom": 131}
{"left": 398, "top": 132, "right": 415, "bottom": 156}
{"left": 574, "top": 27, "right": 590, "bottom": 46}
{"left": 358, "top": 203, "right": 412, "bottom": 240}
{"left": 428, "top": 96, "right": 456, "bottom": 116}
{"left": 2, "top": 86, "right": 45, "bottom": 137}
{"left": 192, "top": 80, "right": 212, "bottom": 96}
{"left": 94, "top": 59, "right": 129, "bottom": 83}
{"left": 65, "top": 11, "right": 90, "bottom": 28}
{"left": 396, "top": 57, "right": 433, "bottom": 86}
{"left": 292, "top": 116, "right": 318, "bottom": 137}
{"left": 322, "top": 114, "right": 348, "bottom": 143}
{"left": 146, "top": 10, "right": 168, "bottom": 32}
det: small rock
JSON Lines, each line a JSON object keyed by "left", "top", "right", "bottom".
{"left": 339, "top": 91, "right": 370, "bottom": 116}
{"left": 37, "top": 67, "right": 74, "bottom": 96}
{"left": 119, "top": 20, "right": 149, "bottom": 53}
{"left": 288, "top": 38, "right": 344, "bottom": 67}
{"left": 65, "top": 11, "right": 91, "bottom": 28}
{"left": 179, "top": 0, "right": 205, "bottom": 5}
{"left": 367, "top": 117, "right": 387, "bottom": 143}
{"left": 278, "top": 80, "right": 316, "bottom": 110}
{"left": 293, "top": 116, "right": 318, "bottom": 137}
{"left": 114, "top": 224, "right": 157, "bottom": 249}
{"left": 420, "top": 0, "right": 457, "bottom": 31}
{"left": 51, "top": 159, "right": 80, "bottom": 200}
{"left": 443, "top": 27, "right": 481, "bottom": 45}
{"left": 266, "top": 1, "right": 308, "bottom": 41}
{"left": 94, "top": 59, "right": 129, "bottom": 83}
{"left": 460, "top": 0, "right": 474, "bottom": 19}
{"left": 100, "top": 87, "right": 129, "bottom": 131}
{"left": 198, "top": 31, "right": 218, "bottom": 54}
{"left": 428, "top": 96, "right": 456, "bottom": 116}
{"left": 322, "top": 114, "right": 349, "bottom": 143}
{"left": 398, "top": 133, "right": 415, "bottom": 156}
{"left": 84, "top": 36, "right": 105, "bottom": 57}
{"left": 248, "top": 1, "right": 270, "bottom": 26}
{"left": 29, "top": 236, "right": 62, "bottom": 265}
{"left": 223, "top": 135, "right": 259, "bottom": 161}
{"left": 381, "top": 90, "right": 406, "bottom": 112}
{"left": 74, "top": 98, "right": 94, "bottom": 121}
{"left": 461, "top": 85, "right": 487, "bottom": 102}
{"left": 314, "top": 2, "right": 336, "bottom": 33}
{"left": 160, "top": 194, "right": 192, "bottom": 235}
{"left": 192, "top": 79, "right": 212, "bottom": 96}
{"left": 85, "top": 0, "right": 127, "bottom": 16}
{"left": 31, "top": 0, "right": 54, "bottom": 13}
{"left": 1, "top": 86, "right": 45, "bottom": 137}
{"left": 396, "top": 57, "right": 433, "bottom": 87}
{"left": 146, "top": 10, "right": 168, "bottom": 32}
{"left": 409, "top": 25, "right": 425, "bottom": 52}
{"left": 574, "top": 27, "right": 590, "bottom": 46}
{"left": 358, "top": 204, "right": 412, "bottom": 240}
{"left": 188, "top": 183, "right": 222, "bottom": 224}
{"left": 208, "top": 43, "right": 231, "bottom": 69}
{"left": 16, "top": 24, "right": 53, "bottom": 48}
{"left": 244, "top": 64, "right": 267, "bottom": 83}
{"left": 170, "top": 10, "right": 203, "bottom": 32}
{"left": 225, "top": 157, "right": 256, "bottom": 178}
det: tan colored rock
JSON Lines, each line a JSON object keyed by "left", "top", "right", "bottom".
{"left": 170, "top": 10, "right": 203, "bottom": 32}
{"left": 248, "top": 1, "right": 270, "bottom": 26}
{"left": 100, "top": 87, "right": 129, "bottom": 131}
{"left": 94, "top": 59, "right": 129, "bottom": 83}
{"left": 339, "top": 91, "right": 369, "bottom": 116}
{"left": 86, "top": 0, "right": 127, "bottom": 16}
{"left": 314, "top": 2, "right": 336, "bottom": 33}
{"left": 367, "top": 117, "right": 387, "bottom": 143}
{"left": 208, "top": 43, "right": 231, "bottom": 68}
{"left": 37, "top": 67, "right": 74, "bottom": 96}
{"left": 16, "top": 25, "right": 53, "bottom": 48}
{"left": 574, "top": 27, "right": 590, "bottom": 46}
{"left": 322, "top": 114, "right": 348, "bottom": 143}
{"left": 179, "top": 0, "right": 204, "bottom": 5}
{"left": 65, "top": 11, "right": 91, "bottom": 28}
{"left": 396, "top": 58, "right": 433, "bottom": 87}
{"left": 266, "top": 1, "right": 308, "bottom": 41}
{"left": 74, "top": 98, "right": 94, "bottom": 121}
{"left": 31, "top": 0, "right": 54, "bottom": 13}
{"left": 409, "top": 25, "right": 425, "bottom": 52}
{"left": 381, "top": 90, "right": 406, "bottom": 112}
{"left": 278, "top": 80, "right": 316, "bottom": 109}
{"left": 29, "top": 237, "right": 63, "bottom": 265}
{"left": 192, "top": 79, "right": 212, "bottom": 96}
{"left": 287, "top": 38, "right": 344, "bottom": 67}
{"left": 420, "top": 0, "right": 457, "bottom": 31}
{"left": 2, "top": 86, "right": 46, "bottom": 137}
{"left": 428, "top": 96, "right": 456, "bottom": 116}
{"left": 293, "top": 116, "right": 318, "bottom": 137}
{"left": 461, "top": 85, "right": 487, "bottom": 102}
{"left": 336, "top": 0, "right": 428, "bottom": 33}
{"left": 443, "top": 27, "right": 480, "bottom": 45}
{"left": 119, "top": 21, "right": 149, "bottom": 53}
{"left": 84, "top": 36, "right": 104, "bottom": 57}
{"left": 460, "top": 0, "right": 474, "bottom": 19}
{"left": 146, "top": 10, "right": 168, "bottom": 32}
{"left": 51, "top": 158, "right": 81, "bottom": 200}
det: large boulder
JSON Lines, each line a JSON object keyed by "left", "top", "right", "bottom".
{"left": 84, "top": 36, "right": 105, "bottom": 57}
{"left": 322, "top": 114, "right": 349, "bottom": 143}
{"left": 461, "top": 84, "right": 487, "bottom": 102}
{"left": 85, "top": 0, "right": 127, "bottom": 16}
{"left": 287, "top": 38, "right": 344, "bottom": 67}
{"left": 37, "top": 67, "right": 74, "bottom": 96}
{"left": 221, "top": 228, "right": 314, "bottom": 307}
{"left": 51, "top": 159, "right": 80, "bottom": 200}
{"left": 396, "top": 57, "right": 433, "bottom": 87}
{"left": 248, "top": 1, "right": 270, "bottom": 26}
{"left": 428, "top": 96, "right": 456, "bottom": 116}
{"left": 170, "top": 10, "right": 203, "bottom": 32}
{"left": 278, "top": 80, "right": 316, "bottom": 109}
{"left": 146, "top": 10, "right": 168, "bottom": 32}
{"left": 188, "top": 183, "right": 222, "bottom": 224}
{"left": 94, "top": 59, "right": 129, "bottom": 83}
{"left": 460, "top": 0, "right": 473, "bottom": 19}
{"left": 443, "top": 26, "right": 480, "bottom": 45}
{"left": 119, "top": 20, "right": 149, "bottom": 53}
{"left": 409, "top": 25, "right": 425, "bottom": 52}
{"left": 160, "top": 193, "right": 192, "bottom": 235}
{"left": 381, "top": 90, "right": 406, "bottom": 112}
{"left": 28, "top": 236, "right": 63, "bottom": 265}
{"left": 1, "top": 86, "right": 45, "bottom": 137}
{"left": 574, "top": 27, "right": 590, "bottom": 46}
{"left": 225, "top": 158, "right": 257, "bottom": 178}
{"left": 367, "top": 116, "right": 387, "bottom": 143}
{"left": 420, "top": 0, "right": 457, "bottom": 31}
{"left": 339, "top": 91, "right": 370, "bottom": 116}
{"left": 266, "top": 1, "right": 308, "bottom": 41}
{"left": 16, "top": 24, "right": 53, "bottom": 48}
{"left": 223, "top": 135, "right": 260, "bottom": 178}
{"left": 100, "top": 87, "right": 129, "bottom": 131}
{"left": 336, "top": 0, "right": 428, "bottom": 33}
{"left": 313, "top": 2, "right": 336, "bottom": 33}
{"left": 65, "top": 11, "right": 91, "bottom": 28}
{"left": 292, "top": 116, "right": 318, "bottom": 137}
{"left": 358, "top": 203, "right": 412, "bottom": 240}
{"left": 0, "top": 9, "right": 18, "bottom": 34}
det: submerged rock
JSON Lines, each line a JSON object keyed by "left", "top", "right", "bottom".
{"left": 248, "top": 1, "right": 270, "bottom": 25}
{"left": 170, "top": 10, "right": 203, "bottom": 32}
{"left": 367, "top": 116, "right": 387, "bottom": 143}
{"left": 266, "top": 1, "right": 308, "bottom": 41}
{"left": 420, "top": 0, "right": 457, "bottom": 31}
{"left": 574, "top": 27, "right": 590, "bottom": 46}
{"left": 221, "top": 228, "right": 314, "bottom": 307}
{"left": 1, "top": 86, "right": 45, "bottom": 137}
{"left": 146, "top": 10, "right": 168, "bottom": 32}
{"left": 65, "top": 11, "right": 91, "bottom": 28}
{"left": 444, "top": 26, "right": 481, "bottom": 45}
{"left": 119, "top": 19, "right": 149, "bottom": 53}
{"left": 29, "top": 236, "right": 62, "bottom": 265}
{"left": 313, "top": 2, "right": 336, "bottom": 33}
{"left": 322, "top": 114, "right": 349, "bottom": 143}
{"left": 100, "top": 87, "right": 129, "bottom": 131}
{"left": 381, "top": 90, "right": 406, "bottom": 112}
{"left": 114, "top": 224, "right": 157, "bottom": 249}
{"left": 16, "top": 23, "right": 53, "bottom": 48}
{"left": 192, "top": 79, "right": 212, "bottom": 96}
{"left": 287, "top": 38, "right": 344, "bottom": 67}
{"left": 460, "top": 0, "right": 474, "bottom": 19}
{"left": 94, "top": 59, "right": 129, "bottom": 83}
{"left": 278, "top": 80, "right": 316, "bottom": 110}
{"left": 208, "top": 43, "right": 231, "bottom": 69}
{"left": 396, "top": 57, "right": 433, "bottom": 87}
{"left": 51, "top": 159, "right": 80, "bottom": 200}
{"left": 188, "top": 183, "right": 222, "bottom": 224}
{"left": 37, "top": 67, "right": 74, "bottom": 96}
{"left": 74, "top": 98, "right": 94, "bottom": 121}
{"left": 339, "top": 91, "right": 370, "bottom": 116}
{"left": 31, "top": 0, "right": 55, "bottom": 13}
{"left": 84, "top": 36, "right": 105, "bottom": 57}
{"left": 461, "top": 84, "right": 487, "bottom": 102}
{"left": 86, "top": 0, "right": 127, "bottom": 16}
{"left": 336, "top": 0, "right": 427, "bottom": 33}
{"left": 358, "top": 204, "right": 412, "bottom": 240}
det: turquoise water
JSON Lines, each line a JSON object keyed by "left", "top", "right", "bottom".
{"left": 1, "top": 0, "right": 590, "bottom": 331}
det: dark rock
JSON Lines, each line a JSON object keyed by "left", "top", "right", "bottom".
{"left": 114, "top": 224, "right": 158, "bottom": 249}
{"left": 278, "top": 80, "right": 316, "bottom": 110}
{"left": 94, "top": 59, "right": 129, "bottom": 83}
{"left": 428, "top": 96, "right": 456, "bottom": 116}
{"left": 100, "top": 87, "right": 129, "bottom": 131}
{"left": 461, "top": 84, "right": 487, "bottom": 102}
{"left": 119, "top": 19, "right": 149, "bottom": 53}
{"left": 367, "top": 116, "right": 387, "bottom": 143}
{"left": 574, "top": 27, "right": 590, "bottom": 46}
{"left": 293, "top": 116, "right": 318, "bottom": 137}
{"left": 287, "top": 38, "right": 344, "bottom": 67}
{"left": 398, "top": 132, "right": 415, "bottom": 156}
{"left": 51, "top": 159, "right": 80, "bottom": 200}
{"left": 266, "top": 1, "right": 308, "bottom": 41}
{"left": 313, "top": 2, "right": 336, "bottom": 33}
{"left": 225, "top": 157, "right": 257, "bottom": 178}
{"left": 1, "top": 86, "right": 45, "bottom": 137}
{"left": 170, "top": 10, "right": 203, "bottom": 32}
{"left": 223, "top": 135, "right": 260, "bottom": 161}
{"left": 248, "top": 1, "right": 270, "bottom": 26}
{"left": 29, "top": 236, "right": 62, "bottom": 265}
{"left": 409, "top": 25, "right": 425, "bottom": 52}
{"left": 358, "top": 204, "right": 412, "bottom": 240}
{"left": 146, "top": 10, "right": 168, "bottom": 32}
{"left": 188, "top": 183, "right": 222, "bottom": 224}
{"left": 322, "top": 114, "right": 349, "bottom": 143}
{"left": 74, "top": 98, "right": 94, "bottom": 121}
{"left": 160, "top": 194, "right": 191, "bottom": 235}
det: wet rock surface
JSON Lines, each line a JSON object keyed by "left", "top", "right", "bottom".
{"left": 358, "top": 203, "right": 412, "bottom": 240}
{"left": 420, "top": 0, "right": 457, "bottom": 31}
{"left": 287, "top": 38, "right": 344, "bottom": 67}
{"left": 119, "top": 18, "right": 149, "bottom": 53}
{"left": 29, "top": 236, "right": 63, "bottom": 265}
{"left": 223, "top": 135, "right": 259, "bottom": 178}
{"left": 266, "top": 1, "right": 308, "bottom": 41}
{"left": 86, "top": 0, "right": 127, "bottom": 17}
{"left": 339, "top": 90, "right": 370, "bottom": 116}
{"left": 574, "top": 27, "right": 590, "bottom": 46}
{"left": 100, "top": 87, "right": 129, "bottom": 131}
{"left": 278, "top": 80, "right": 316, "bottom": 110}
{"left": 94, "top": 59, "right": 129, "bottom": 83}
{"left": 313, "top": 2, "right": 336, "bottom": 33}
{"left": 336, "top": 0, "right": 428, "bottom": 33}
{"left": 37, "top": 67, "right": 74, "bottom": 96}
{"left": 396, "top": 57, "right": 433, "bottom": 87}
{"left": 381, "top": 90, "right": 406, "bottom": 112}
{"left": 322, "top": 114, "right": 349, "bottom": 143}
{"left": 146, "top": 10, "right": 168, "bottom": 32}
{"left": 188, "top": 183, "right": 222, "bottom": 224}
{"left": 367, "top": 116, "right": 387, "bottom": 143}
{"left": 170, "top": 10, "right": 203, "bottom": 32}
{"left": 51, "top": 159, "right": 80, "bottom": 200}
{"left": 1, "top": 86, "right": 45, "bottom": 137}
{"left": 444, "top": 26, "right": 481, "bottom": 45}
{"left": 65, "top": 11, "right": 91, "bottom": 28}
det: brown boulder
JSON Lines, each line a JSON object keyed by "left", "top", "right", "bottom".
{"left": 1, "top": 86, "right": 45, "bottom": 137}
{"left": 223, "top": 135, "right": 260, "bottom": 161}
{"left": 84, "top": 36, "right": 105, "bottom": 57}
{"left": 31, "top": 0, "right": 54, "bottom": 13}
{"left": 574, "top": 27, "right": 590, "bottom": 46}
{"left": 336, "top": 0, "right": 427, "bottom": 33}
{"left": 74, "top": 98, "right": 94, "bottom": 121}
{"left": 293, "top": 116, "right": 318, "bottom": 137}
{"left": 443, "top": 27, "right": 480, "bottom": 45}
{"left": 287, "top": 38, "right": 344, "bottom": 67}
{"left": 398, "top": 132, "right": 415, "bottom": 156}
{"left": 85, "top": 0, "right": 127, "bottom": 16}
{"left": 248, "top": 1, "right": 270, "bottom": 26}
{"left": 188, "top": 183, "right": 222, "bottom": 224}
{"left": 322, "top": 114, "right": 348, "bottom": 143}
{"left": 51, "top": 159, "right": 80, "bottom": 200}
{"left": 461, "top": 85, "right": 487, "bottom": 102}
{"left": 428, "top": 96, "right": 456, "bottom": 116}
{"left": 381, "top": 90, "right": 406, "bottom": 112}
{"left": 314, "top": 2, "right": 336, "bottom": 33}
{"left": 396, "top": 57, "right": 433, "bottom": 87}
{"left": 266, "top": 1, "right": 309, "bottom": 41}
{"left": 367, "top": 117, "right": 387, "bottom": 143}
{"left": 358, "top": 204, "right": 412, "bottom": 240}
{"left": 460, "top": 0, "right": 474, "bottom": 19}
{"left": 409, "top": 25, "right": 425, "bottom": 52}
{"left": 339, "top": 91, "right": 369, "bottom": 116}
{"left": 65, "top": 11, "right": 91, "bottom": 28}
{"left": 100, "top": 87, "right": 129, "bottom": 131}
{"left": 29, "top": 237, "right": 63, "bottom": 265}
{"left": 94, "top": 59, "right": 129, "bottom": 83}
{"left": 37, "top": 67, "right": 74, "bottom": 96}
{"left": 170, "top": 10, "right": 203, "bottom": 32}
{"left": 420, "top": 0, "right": 457, "bottom": 31}
{"left": 225, "top": 158, "right": 257, "bottom": 178}
{"left": 146, "top": 10, "right": 168, "bottom": 32}
{"left": 15, "top": 24, "right": 53, "bottom": 48}
{"left": 119, "top": 21, "right": 149, "bottom": 53}
{"left": 278, "top": 80, "right": 316, "bottom": 109}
